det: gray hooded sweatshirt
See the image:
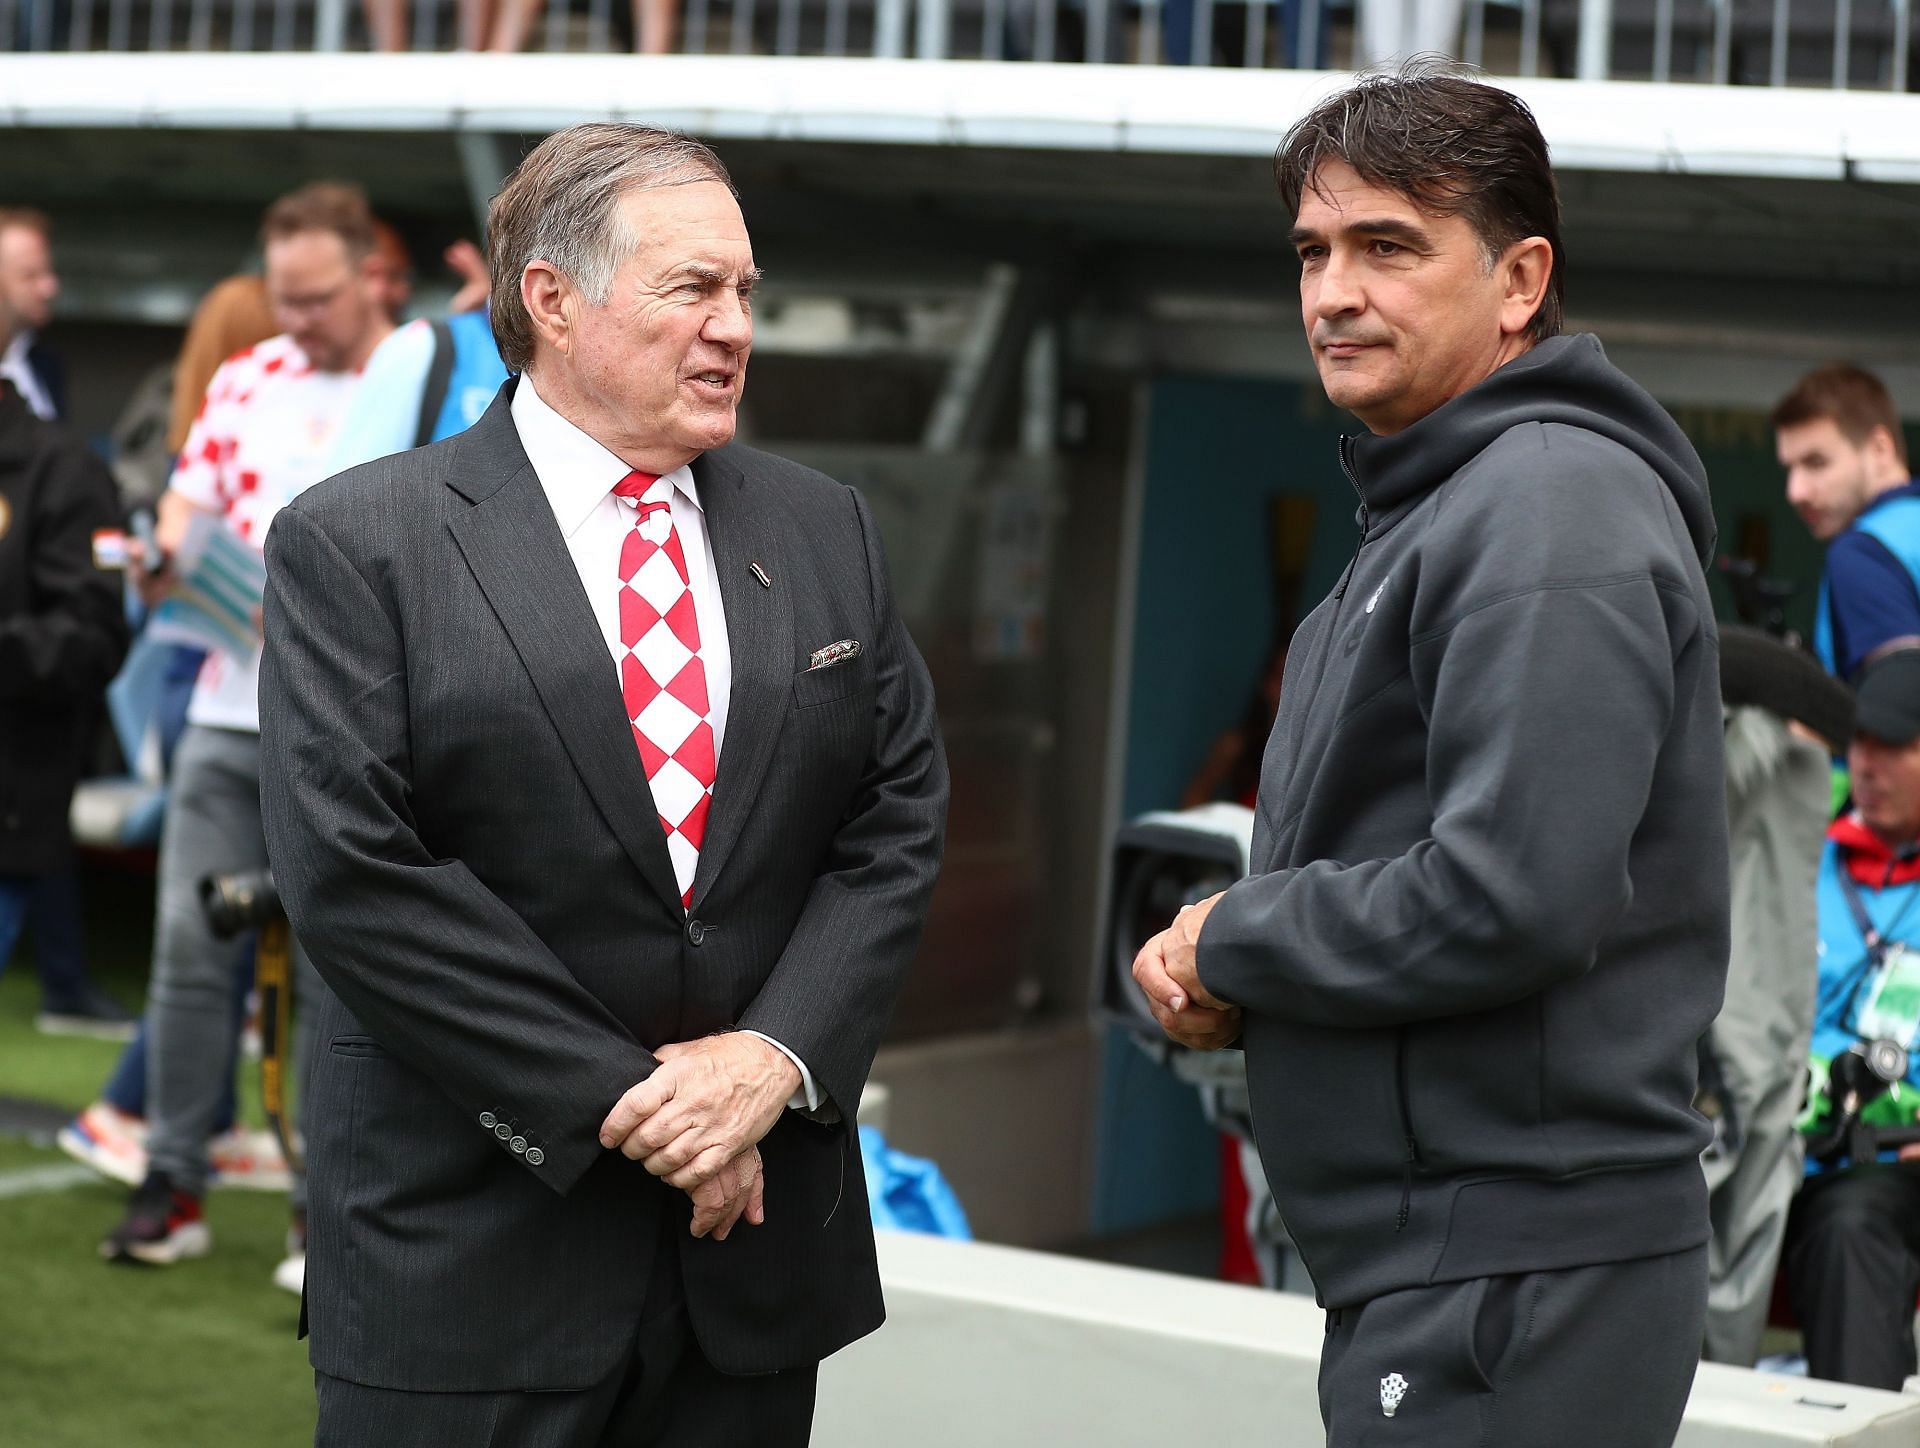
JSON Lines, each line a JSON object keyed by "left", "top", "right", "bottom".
{"left": 1196, "top": 334, "right": 1730, "bottom": 1309}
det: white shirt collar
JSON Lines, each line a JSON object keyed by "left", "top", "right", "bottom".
{"left": 510, "top": 372, "right": 700, "bottom": 539}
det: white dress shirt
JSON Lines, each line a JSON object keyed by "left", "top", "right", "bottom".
{"left": 1, "top": 331, "right": 55, "bottom": 420}
{"left": 511, "top": 374, "right": 820, "bottom": 1114}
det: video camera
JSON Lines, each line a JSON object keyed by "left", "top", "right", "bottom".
{"left": 1716, "top": 555, "right": 1799, "bottom": 642}
{"left": 1096, "top": 803, "right": 1254, "bottom": 1062}
{"left": 198, "top": 869, "right": 282, "bottom": 939}
{"left": 196, "top": 867, "right": 301, "bottom": 1174}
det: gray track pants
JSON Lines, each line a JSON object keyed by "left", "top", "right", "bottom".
{"left": 1319, "top": 1246, "right": 1708, "bottom": 1447}
{"left": 145, "top": 725, "right": 325, "bottom": 1207}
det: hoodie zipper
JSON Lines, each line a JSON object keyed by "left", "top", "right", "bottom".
{"left": 1394, "top": 1027, "right": 1423, "bottom": 1231}
{"left": 1333, "top": 436, "right": 1371, "bottom": 601}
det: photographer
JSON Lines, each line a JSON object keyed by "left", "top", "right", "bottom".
{"left": 1786, "top": 647, "right": 1920, "bottom": 1388}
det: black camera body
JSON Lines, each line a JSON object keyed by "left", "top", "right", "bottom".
{"left": 1809, "top": 1038, "right": 1920, "bottom": 1167}
{"left": 198, "top": 869, "right": 283, "bottom": 940}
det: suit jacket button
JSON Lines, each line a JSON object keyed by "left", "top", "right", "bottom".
{"left": 509, "top": 1136, "right": 528, "bottom": 1155}
{"left": 686, "top": 919, "right": 705, "bottom": 947}
{"left": 525, "top": 1147, "right": 545, "bottom": 1167}
{"left": 495, "top": 1122, "right": 513, "bottom": 1141}
{"left": 479, "top": 1112, "right": 498, "bottom": 1130}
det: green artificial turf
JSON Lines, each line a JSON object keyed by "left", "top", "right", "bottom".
{"left": 0, "top": 1141, "right": 314, "bottom": 1448}
{"left": 0, "top": 968, "right": 129, "bottom": 1114}
{"left": 0, "top": 865, "right": 312, "bottom": 1445}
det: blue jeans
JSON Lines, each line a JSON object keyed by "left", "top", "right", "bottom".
{"left": 0, "top": 869, "right": 100, "bottom": 1009}
{"left": 100, "top": 963, "right": 245, "bottom": 1136}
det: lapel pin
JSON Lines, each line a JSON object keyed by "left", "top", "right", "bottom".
{"left": 749, "top": 561, "right": 772, "bottom": 589}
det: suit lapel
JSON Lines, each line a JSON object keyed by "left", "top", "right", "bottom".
{"left": 690, "top": 446, "right": 793, "bottom": 906}
{"left": 444, "top": 390, "right": 684, "bottom": 917}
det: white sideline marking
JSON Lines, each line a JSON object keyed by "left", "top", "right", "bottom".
{"left": 0, "top": 1163, "right": 98, "bottom": 1198}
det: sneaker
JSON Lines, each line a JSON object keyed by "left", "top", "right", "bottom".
{"left": 272, "top": 1213, "right": 306, "bottom": 1296}
{"left": 101, "top": 1172, "right": 210, "bottom": 1265}
{"left": 36, "top": 987, "right": 138, "bottom": 1042}
{"left": 57, "top": 1102, "right": 150, "bottom": 1186}
{"left": 209, "top": 1126, "right": 291, "bottom": 1192}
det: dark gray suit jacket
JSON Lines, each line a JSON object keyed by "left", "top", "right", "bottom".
{"left": 258, "top": 380, "right": 948, "bottom": 1392}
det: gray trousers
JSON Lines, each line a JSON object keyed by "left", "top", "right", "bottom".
{"left": 1318, "top": 1246, "right": 1708, "bottom": 1447}
{"left": 146, "top": 724, "right": 324, "bottom": 1207}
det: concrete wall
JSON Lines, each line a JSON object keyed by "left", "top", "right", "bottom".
{"left": 816, "top": 1233, "right": 1920, "bottom": 1448}
{"left": 870, "top": 1024, "right": 1100, "bottom": 1248}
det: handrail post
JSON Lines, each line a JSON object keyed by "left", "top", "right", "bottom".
{"left": 1576, "top": 0, "right": 1613, "bottom": 79}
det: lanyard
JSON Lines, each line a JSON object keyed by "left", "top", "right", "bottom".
{"left": 1836, "top": 866, "right": 1896, "bottom": 969}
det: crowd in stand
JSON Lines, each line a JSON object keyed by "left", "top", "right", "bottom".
{"left": 3, "top": 174, "right": 1920, "bottom": 1389}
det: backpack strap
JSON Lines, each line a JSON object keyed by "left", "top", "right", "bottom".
{"left": 413, "top": 319, "right": 456, "bottom": 450}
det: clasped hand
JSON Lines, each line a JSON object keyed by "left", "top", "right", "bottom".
{"left": 599, "top": 1032, "right": 801, "bottom": 1241}
{"left": 1131, "top": 891, "right": 1241, "bottom": 1051}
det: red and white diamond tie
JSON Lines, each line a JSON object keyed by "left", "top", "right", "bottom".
{"left": 613, "top": 471, "right": 715, "bottom": 910}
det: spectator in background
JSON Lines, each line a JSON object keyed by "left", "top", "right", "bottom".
{"left": 0, "top": 380, "right": 129, "bottom": 1024}
{"left": 1700, "top": 626, "right": 1851, "bottom": 1367}
{"left": 100, "top": 182, "right": 393, "bottom": 1294}
{"left": 371, "top": 218, "right": 415, "bottom": 322}
{"left": 326, "top": 303, "right": 508, "bottom": 472}
{"left": 0, "top": 204, "right": 137, "bottom": 1039}
{"left": 1774, "top": 364, "right": 1920, "bottom": 682}
{"left": 0, "top": 207, "right": 64, "bottom": 421}
{"left": 1786, "top": 648, "right": 1920, "bottom": 1389}
{"left": 458, "top": 0, "right": 679, "bottom": 52}
{"left": 59, "top": 268, "right": 287, "bottom": 1194}
{"left": 167, "top": 276, "right": 277, "bottom": 458}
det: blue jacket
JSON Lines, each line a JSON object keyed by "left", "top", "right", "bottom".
{"left": 1814, "top": 480, "right": 1920, "bottom": 681}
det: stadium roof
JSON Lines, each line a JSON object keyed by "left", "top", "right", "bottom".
{"left": 5, "top": 53, "right": 1920, "bottom": 185}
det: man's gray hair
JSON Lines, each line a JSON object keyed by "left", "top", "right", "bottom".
{"left": 487, "top": 124, "right": 734, "bottom": 373}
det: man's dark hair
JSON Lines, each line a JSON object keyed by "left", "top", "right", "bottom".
{"left": 1274, "top": 62, "right": 1565, "bottom": 344}
{"left": 1771, "top": 363, "right": 1909, "bottom": 469}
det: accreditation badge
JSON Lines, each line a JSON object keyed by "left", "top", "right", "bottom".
{"left": 1859, "top": 942, "right": 1920, "bottom": 1048}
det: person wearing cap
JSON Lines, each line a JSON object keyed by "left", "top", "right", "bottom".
{"left": 1784, "top": 647, "right": 1920, "bottom": 1389}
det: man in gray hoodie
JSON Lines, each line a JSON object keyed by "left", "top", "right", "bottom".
{"left": 1135, "top": 65, "right": 1729, "bottom": 1446}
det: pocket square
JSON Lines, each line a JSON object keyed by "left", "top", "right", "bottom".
{"left": 806, "top": 639, "right": 862, "bottom": 671}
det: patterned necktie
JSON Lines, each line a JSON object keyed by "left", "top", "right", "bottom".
{"left": 613, "top": 470, "right": 715, "bottom": 910}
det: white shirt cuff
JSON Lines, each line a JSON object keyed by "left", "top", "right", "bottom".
{"left": 739, "top": 1031, "right": 828, "bottom": 1116}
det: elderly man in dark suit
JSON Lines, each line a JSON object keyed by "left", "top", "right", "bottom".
{"left": 258, "top": 124, "right": 948, "bottom": 1446}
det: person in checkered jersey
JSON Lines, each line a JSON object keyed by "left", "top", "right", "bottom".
{"left": 257, "top": 125, "right": 947, "bottom": 1446}
{"left": 102, "top": 182, "right": 394, "bottom": 1285}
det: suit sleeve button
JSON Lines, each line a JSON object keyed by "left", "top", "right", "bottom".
{"left": 509, "top": 1136, "right": 528, "bottom": 1154}
{"left": 479, "top": 1112, "right": 498, "bottom": 1129}
{"left": 495, "top": 1123, "right": 513, "bottom": 1141}
{"left": 525, "top": 1147, "right": 545, "bottom": 1166}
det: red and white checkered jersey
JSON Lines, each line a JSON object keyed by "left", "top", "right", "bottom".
{"left": 172, "top": 333, "right": 365, "bottom": 732}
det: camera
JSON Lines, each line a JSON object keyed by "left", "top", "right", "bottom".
{"left": 1808, "top": 1038, "right": 1920, "bottom": 1167}
{"left": 198, "top": 869, "right": 282, "bottom": 940}
{"left": 1097, "top": 803, "right": 1254, "bottom": 1052}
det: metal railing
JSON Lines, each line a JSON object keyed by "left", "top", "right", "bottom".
{"left": 1, "top": 0, "right": 1913, "bottom": 91}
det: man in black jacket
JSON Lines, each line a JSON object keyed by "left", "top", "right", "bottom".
{"left": 1135, "top": 66, "right": 1727, "bottom": 1446}
{"left": 260, "top": 126, "right": 947, "bottom": 1445}
{"left": 0, "top": 382, "right": 128, "bottom": 985}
